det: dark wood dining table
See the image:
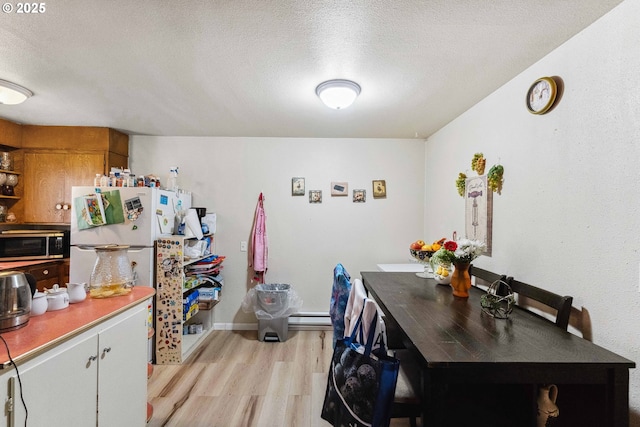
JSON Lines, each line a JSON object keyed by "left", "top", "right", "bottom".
{"left": 361, "top": 271, "right": 635, "bottom": 427}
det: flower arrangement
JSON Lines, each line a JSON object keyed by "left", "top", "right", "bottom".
{"left": 431, "top": 238, "right": 486, "bottom": 266}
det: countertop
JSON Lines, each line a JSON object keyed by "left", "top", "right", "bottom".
{"left": 0, "top": 286, "right": 155, "bottom": 368}
{"left": 0, "top": 259, "right": 66, "bottom": 270}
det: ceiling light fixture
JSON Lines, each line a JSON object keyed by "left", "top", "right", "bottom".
{"left": 0, "top": 79, "right": 33, "bottom": 105}
{"left": 316, "top": 79, "right": 361, "bottom": 110}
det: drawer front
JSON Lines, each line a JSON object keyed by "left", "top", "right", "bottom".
{"left": 25, "top": 262, "right": 63, "bottom": 292}
{"left": 27, "top": 264, "right": 59, "bottom": 282}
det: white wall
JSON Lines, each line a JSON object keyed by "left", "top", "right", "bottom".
{"left": 130, "top": 137, "right": 425, "bottom": 324}
{"left": 425, "top": 0, "right": 640, "bottom": 420}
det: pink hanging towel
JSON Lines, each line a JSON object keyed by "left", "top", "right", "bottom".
{"left": 249, "top": 193, "right": 268, "bottom": 283}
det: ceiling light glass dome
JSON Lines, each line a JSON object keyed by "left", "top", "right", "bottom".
{"left": 316, "top": 79, "right": 361, "bottom": 110}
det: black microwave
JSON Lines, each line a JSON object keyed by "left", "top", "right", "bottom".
{"left": 0, "top": 230, "right": 69, "bottom": 261}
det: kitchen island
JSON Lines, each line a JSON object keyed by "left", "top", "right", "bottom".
{"left": 0, "top": 286, "right": 154, "bottom": 426}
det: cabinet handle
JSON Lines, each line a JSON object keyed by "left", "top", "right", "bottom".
{"left": 86, "top": 354, "right": 98, "bottom": 368}
{"left": 55, "top": 203, "right": 62, "bottom": 210}
{"left": 62, "top": 204, "right": 70, "bottom": 210}
{"left": 42, "top": 270, "right": 48, "bottom": 275}
{"left": 102, "top": 347, "right": 111, "bottom": 355}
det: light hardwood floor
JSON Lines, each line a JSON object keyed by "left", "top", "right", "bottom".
{"left": 147, "top": 330, "right": 418, "bottom": 427}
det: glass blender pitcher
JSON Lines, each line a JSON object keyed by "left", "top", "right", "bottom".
{"left": 89, "top": 245, "right": 134, "bottom": 298}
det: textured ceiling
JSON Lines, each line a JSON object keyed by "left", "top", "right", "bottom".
{"left": 0, "top": 0, "right": 624, "bottom": 139}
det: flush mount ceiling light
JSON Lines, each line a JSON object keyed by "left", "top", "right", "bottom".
{"left": 0, "top": 79, "right": 33, "bottom": 105}
{"left": 316, "top": 79, "right": 361, "bottom": 110}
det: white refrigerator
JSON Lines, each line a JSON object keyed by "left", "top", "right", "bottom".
{"left": 69, "top": 186, "right": 192, "bottom": 287}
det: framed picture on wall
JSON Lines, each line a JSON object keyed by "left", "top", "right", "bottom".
{"left": 331, "top": 182, "right": 348, "bottom": 196}
{"left": 464, "top": 175, "right": 492, "bottom": 256}
{"left": 372, "top": 180, "right": 386, "bottom": 199}
{"left": 309, "top": 190, "right": 322, "bottom": 203}
{"left": 292, "top": 177, "right": 305, "bottom": 196}
{"left": 353, "top": 189, "right": 366, "bottom": 202}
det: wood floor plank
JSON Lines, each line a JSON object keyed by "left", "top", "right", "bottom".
{"left": 284, "top": 395, "right": 311, "bottom": 427}
{"left": 189, "top": 362, "right": 231, "bottom": 397}
{"left": 311, "top": 372, "right": 332, "bottom": 427}
{"left": 228, "top": 395, "right": 264, "bottom": 427}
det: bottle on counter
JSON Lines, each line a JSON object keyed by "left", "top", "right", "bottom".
{"left": 122, "top": 169, "right": 131, "bottom": 187}
{"left": 99, "top": 174, "right": 110, "bottom": 187}
{"left": 166, "top": 167, "right": 179, "bottom": 192}
{"left": 94, "top": 174, "right": 102, "bottom": 187}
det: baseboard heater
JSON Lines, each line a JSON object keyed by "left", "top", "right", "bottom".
{"left": 288, "top": 311, "right": 331, "bottom": 329}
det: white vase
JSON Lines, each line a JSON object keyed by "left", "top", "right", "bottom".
{"left": 432, "top": 262, "right": 453, "bottom": 285}
{"left": 537, "top": 384, "right": 559, "bottom": 427}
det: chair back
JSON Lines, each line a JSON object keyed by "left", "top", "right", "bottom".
{"left": 330, "top": 264, "right": 351, "bottom": 347}
{"left": 344, "top": 278, "right": 387, "bottom": 350}
{"left": 507, "top": 278, "right": 573, "bottom": 331}
{"left": 469, "top": 264, "right": 508, "bottom": 289}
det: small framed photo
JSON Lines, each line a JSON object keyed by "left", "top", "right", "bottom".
{"left": 309, "top": 190, "right": 322, "bottom": 203}
{"left": 372, "top": 180, "right": 387, "bottom": 199}
{"left": 353, "top": 189, "right": 366, "bottom": 202}
{"left": 292, "top": 177, "right": 305, "bottom": 196}
{"left": 331, "top": 181, "right": 348, "bottom": 196}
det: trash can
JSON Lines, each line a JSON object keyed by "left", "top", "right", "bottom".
{"left": 256, "top": 283, "right": 290, "bottom": 342}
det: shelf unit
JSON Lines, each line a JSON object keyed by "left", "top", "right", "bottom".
{"left": 0, "top": 169, "right": 21, "bottom": 200}
{"left": 154, "top": 235, "right": 223, "bottom": 364}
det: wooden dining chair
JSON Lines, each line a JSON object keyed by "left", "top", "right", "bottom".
{"left": 469, "top": 264, "right": 508, "bottom": 289}
{"left": 507, "top": 277, "right": 573, "bottom": 331}
{"left": 389, "top": 348, "right": 423, "bottom": 427}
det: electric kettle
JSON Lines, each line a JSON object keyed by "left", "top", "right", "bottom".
{"left": 0, "top": 271, "right": 37, "bottom": 331}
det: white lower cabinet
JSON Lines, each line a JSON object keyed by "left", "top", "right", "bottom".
{"left": 3, "top": 304, "right": 147, "bottom": 427}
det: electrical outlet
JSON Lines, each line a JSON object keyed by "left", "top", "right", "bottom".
{"left": 240, "top": 241, "right": 247, "bottom": 252}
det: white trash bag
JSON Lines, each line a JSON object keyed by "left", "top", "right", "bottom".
{"left": 241, "top": 283, "right": 303, "bottom": 320}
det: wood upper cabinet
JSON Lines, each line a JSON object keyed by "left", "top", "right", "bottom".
{"left": 0, "top": 118, "right": 22, "bottom": 148}
{"left": 23, "top": 151, "right": 105, "bottom": 223}
{"left": 19, "top": 125, "right": 128, "bottom": 224}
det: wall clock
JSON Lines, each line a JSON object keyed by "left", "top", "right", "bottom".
{"left": 526, "top": 77, "right": 558, "bottom": 115}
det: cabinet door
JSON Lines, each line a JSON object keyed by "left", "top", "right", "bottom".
{"left": 11, "top": 334, "right": 98, "bottom": 426}
{"left": 97, "top": 305, "right": 147, "bottom": 426}
{"left": 23, "top": 152, "right": 67, "bottom": 223}
{"left": 23, "top": 152, "right": 104, "bottom": 223}
{"left": 63, "top": 153, "right": 105, "bottom": 223}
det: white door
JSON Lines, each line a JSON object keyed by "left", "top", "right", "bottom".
{"left": 11, "top": 334, "right": 98, "bottom": 426}
{"left": 97, "top": 306, "right": 147, "bottom": 426}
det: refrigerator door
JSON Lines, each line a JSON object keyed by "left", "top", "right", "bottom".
{"left": 70, "top": 245, "right": 155, "bottom": 288}
{"left": 71, "top": 186, "right": 184, "bottom": 246}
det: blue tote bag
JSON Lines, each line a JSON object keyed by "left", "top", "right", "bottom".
{"left": 321, "top": 307, "right": 400, "bottom": 427}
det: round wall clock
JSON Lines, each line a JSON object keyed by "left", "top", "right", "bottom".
{"left": 526, "top": 77, "right": 558, "bottom": 115}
